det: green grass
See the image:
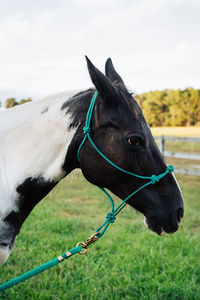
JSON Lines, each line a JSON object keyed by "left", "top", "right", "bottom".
{"left": 152, "top": 127, "right": 200, "bottom": 154}
{"left": 166, "top": 157, "right": 200, "bottom": 172}
{"left": 152, "top": 126, "right": 200, "bottom": 173}
{"left": 165, "top": 141, "right": 200, "bottom": 154}
{"left": 0, "top": 172, "right": 199, "bottom": 299}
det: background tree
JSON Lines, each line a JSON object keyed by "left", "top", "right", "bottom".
{"left": 138, "top": 88, "right": 200, "bottom": 127}
{"left": 18, "top": 98, "right": 32, "bottom": 105}
{"left": 5, "top": 98, "right": 18, "bottom": 108}
{"left": 5, "top": 97, "right": 32, "bottom": 108}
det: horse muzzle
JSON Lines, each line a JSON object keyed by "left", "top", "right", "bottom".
{"left": 144, "top": 207, "right": 184, "bottom": 236}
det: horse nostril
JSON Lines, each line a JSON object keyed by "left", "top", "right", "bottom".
{"left": 177, "top": 208, "right": 184, "bottom": 222}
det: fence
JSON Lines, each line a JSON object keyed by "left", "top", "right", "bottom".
{"left": 155, "top": 136, "right": 200, "bottom": 176}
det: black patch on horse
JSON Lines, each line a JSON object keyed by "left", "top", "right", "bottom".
{"left": 16, "top": 177, "right": 56, "bottom": 225}
{"left": 61, "top": 88, "right": 94, "bottom": 128}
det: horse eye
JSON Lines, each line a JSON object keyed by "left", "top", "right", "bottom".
{"left": 127, "top": 136, "right": 143, "bottom": 147}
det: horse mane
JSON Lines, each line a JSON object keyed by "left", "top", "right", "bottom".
{"left": 61, "top": 88, "right": 95, "bottom": 129}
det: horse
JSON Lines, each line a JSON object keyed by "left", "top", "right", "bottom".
{"left": 0, "top": 57, "right": 184, "bottom": 266}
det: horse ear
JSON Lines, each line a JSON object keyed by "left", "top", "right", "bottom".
{"left": 105, "top": 58, "right": 124, "bottom": 85}
{"left": 85, "top": 56, "right": 116, "bottom": 100}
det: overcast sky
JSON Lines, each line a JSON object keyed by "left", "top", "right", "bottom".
{"left": 0, "top": 0, "right": 199, "bottom": 103}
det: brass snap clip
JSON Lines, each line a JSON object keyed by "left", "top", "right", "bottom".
{"left": 85, "top": 232, "right": 99, "bottom": 246}
{"left": 76, "top": 232, "right": 100, "bottom": 255}
{"left": 76, "top": 241, "right": 87, "bottom": 255}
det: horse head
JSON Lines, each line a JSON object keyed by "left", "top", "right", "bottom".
{"left": 75, "top": 57, "right": 184, "bottom": 235}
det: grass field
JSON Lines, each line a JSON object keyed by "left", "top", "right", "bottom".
{"left": 164, "top": 141, "right": 200, "bottom": 154}
{"left": 0, "top": 171, "right": 199, "bottom": 300}
{"left": 152, "top": 127, "right": 200, "bottom": 172}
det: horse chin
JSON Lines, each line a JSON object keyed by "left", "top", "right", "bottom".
{"left": 144, "top": 215, "right": 179, "bottom": 236}
{"left": 144, "top": 216, "right": 165, "bottom": 235}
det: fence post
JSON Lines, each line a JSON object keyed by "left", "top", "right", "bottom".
{"left": 158, "top": 136, "right": 165, "bottom": 155}
{"left": 154, "top": 135, "right": 200, "bottom": 176}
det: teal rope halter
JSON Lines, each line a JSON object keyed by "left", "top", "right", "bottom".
{"left": 77, "top": 91, "right": 174, "bottom": 237}
{"left": 0, "top": 91, "right": 174, "bottom": 292}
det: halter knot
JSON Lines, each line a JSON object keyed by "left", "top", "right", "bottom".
{"left": 106, "top": 213, "right": 116, "bottom": 223}
{"left": 151, "top": 174, "right": 160, "bottom": 185}
{"left": 166, "top": 165, "right": 174, "bottom": 173}
{"left": 83, "top": 126, "right": 91, "bottom": 134}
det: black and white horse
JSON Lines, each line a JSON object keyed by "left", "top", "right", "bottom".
{"left": 0, "top": 57, "right": 184, "bottom": 265}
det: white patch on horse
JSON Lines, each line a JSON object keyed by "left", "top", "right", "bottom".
{"left": 0, "top": 151, "right": 18, "bottom": 216}
{"left": 0, "top": 91, "right": 77, "bottom": 216}
{"left": 0, "top": 91, "right": 78, "bottom": 265}
{"left": 172, "top": 173, "right": 183, "bottom": 200}
{"left": 0, "top": 246, "right": 10, "bottom": 265}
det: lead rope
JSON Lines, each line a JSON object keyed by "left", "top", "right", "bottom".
{"left": 0, "top": 91, "right": 174, "bottom": 292}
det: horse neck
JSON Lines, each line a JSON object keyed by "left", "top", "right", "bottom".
{"left": 0, "top": 89, "right": 95, "bottom": 263}
{"left": 0, "top": 90, "right": 92, "bottom": 216}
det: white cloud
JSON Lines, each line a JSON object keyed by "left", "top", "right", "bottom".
{"left": 0, "top": 0, "right": 199, "bottom": 104}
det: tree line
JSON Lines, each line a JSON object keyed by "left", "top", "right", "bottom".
{"left": 4, "top": 97, "right": 32, "bottom": 108}
{"left": 137, "top": 87, "right": 200, "bottom": 127}
{"left": 1, "top": 88, "right": 200, "bottom": 127}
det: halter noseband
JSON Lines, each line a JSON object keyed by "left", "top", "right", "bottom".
{"left": 77, "top": 91, "right": 174, "bottom": 237}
